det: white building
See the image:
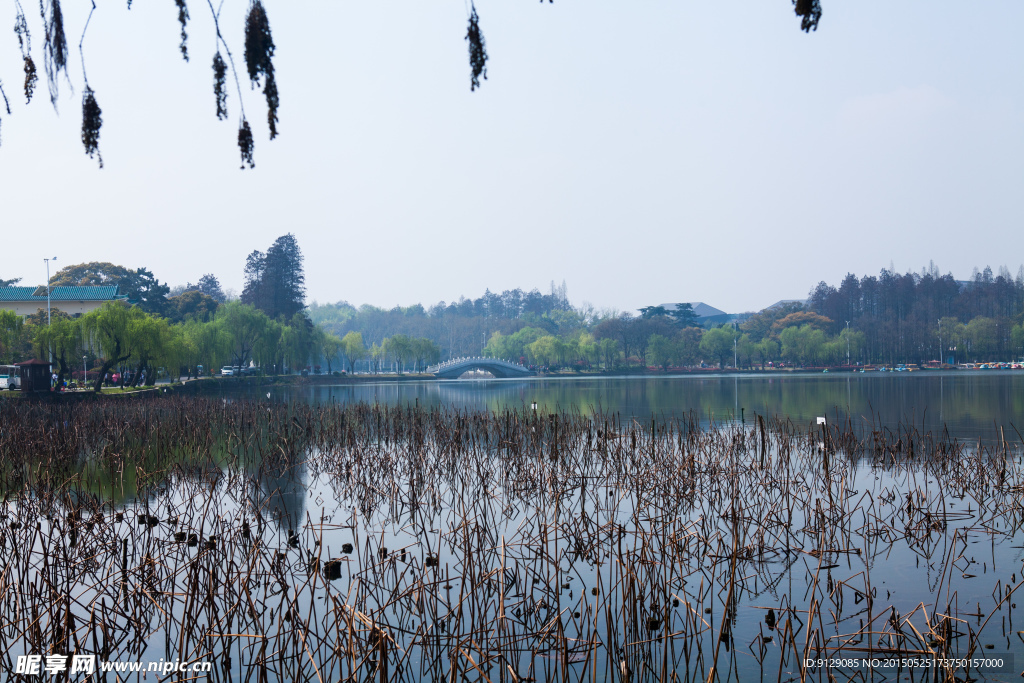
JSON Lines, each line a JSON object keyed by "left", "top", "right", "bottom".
{"left": 0, "top": 285, "right": 127, "bottom": 317}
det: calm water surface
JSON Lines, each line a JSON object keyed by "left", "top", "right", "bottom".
{"left": 266, "top": 371, "right": 1024, "bottom": 443}
{"left": 8, "top": 374, "right": 1022, "bottom": 681}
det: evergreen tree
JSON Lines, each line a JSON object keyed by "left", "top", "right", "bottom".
{"left": 668, "top": 303, "right": 699, "bottom": 327}
{"left": 195, "top": 274, "right": 226, "bottom": 302}
{"left": 241, "top": 250, "right": 267, "bottom": 312}
{"left": 265, "top": 234, "right": 306, "bottom": 319}
{"left": 50, "top": 262, "right": 170, "bottom": 317}
{"left": 240, "top": 233, "right": 306, "bottom": 320}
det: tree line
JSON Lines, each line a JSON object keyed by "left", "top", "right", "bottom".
{"left": 0, "top": 234, "right": 448, "bottom": 385}
{"left": 310, "top": 295, "right": 868, "bottom": 372}
{"left": 806, "top": 264, "right": 1024, "bottom": 365}
{"left": 309, "top": 281, "right": 591, "bottom": 371}
{"left": 0, "top": 235, "right": 332, "bottom": 388}
{"left": 311, "top": 265, "right": 1024, "bottom": 371}
{"left": 0, "top": 300, "right": 343, "bottom": 391}
{"left": 6, "top": 259, "right": 1024, "bottom": 378}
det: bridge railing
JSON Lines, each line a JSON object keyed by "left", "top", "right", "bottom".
{"left": 425, "top": 356, "right": 530, "bottom": 374}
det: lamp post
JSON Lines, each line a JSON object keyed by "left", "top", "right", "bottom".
{"left": 44, "top": 256, "right": 57, "bottom": 366}
{"left": 846, "top": 321, "right": 850, "bottom": 366}
{"left": 44, "top": 256, "right": 57, "bottom": 326}
{"left": 735, "top": 321, "right": 743, "bottom": 369}
{"left": 83, "top": 355, "right": 87, "bottom": 389}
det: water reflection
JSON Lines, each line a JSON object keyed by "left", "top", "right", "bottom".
{"left": 4, "top": 393, "right": 1022, "bottom": 681}
{"left": 256, "top": 462, "right": 308, "bottom": 531}
{"left": 251, "top": 371, "right": 1024, "bottom": 442}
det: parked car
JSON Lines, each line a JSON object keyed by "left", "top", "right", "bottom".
{"left": 222, "top": 365, "right": 259, "bottom": 376}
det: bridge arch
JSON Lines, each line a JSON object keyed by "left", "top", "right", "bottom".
{"left": 426, "top": 357, "right": 535, "bottom": 379}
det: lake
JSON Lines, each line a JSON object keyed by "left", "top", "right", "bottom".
{"left": 274, "top": 370, "right": 1024, "bottom": 443}
{"left": 2, "top": 373, "right": 1023, "bottom": 681}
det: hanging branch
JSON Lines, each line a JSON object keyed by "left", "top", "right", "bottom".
{"left": 212, "top": 52, "right": 228, "bottom": 120}
{"left": 237, "top": 118, "right": 254, "bottom": 169}
{"left": 23, "top": 57, "right": 39, "bottom": 103}
{"left": 4, "top": 0, "right": 832, "bottom": 167}
{"left": 174, "top": 0, "right": 190, "bottom": 61}
{"left": 0, "top": 79, "right": 9, "bottom": 148}
{"left": 204, "top": 0, "right": 245, "bottom": 117}
{"left": 243, "top": 0, "right": 278, "bottom": 140}
{"left": 13, "top": 1, "right": 29, "bottom": 50}
{"left": 205, "top": 0, "right": 254, "bottom": 168}
{"left": 793, "top": 0, "right": 822, "bottom": 33}
{"left": 262, "top": 69, "right": 278, "bottom": 139}
{"left": 79, "top": 0, "right": 102, "bottom": 167}
{"left": 78, "top": 1, "right": 97, "bottom": 87}
{"left": 14, "top": 1, "right": 38, "bottom": 102}
{"left": 243, "top": 1, "right": 274, "bottom": 84}
{"left": 465, "top": 3, "right": 488, "bottom": 92}
{"left": 39, "top": 0, "right": 69, "bottom": 108}
{"left": 81, "top": 87, "right": 102, "bottom": 167}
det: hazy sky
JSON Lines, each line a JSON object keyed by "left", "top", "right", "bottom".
{"left": 2, "top": 1, "right": 1022, "bottom": 314}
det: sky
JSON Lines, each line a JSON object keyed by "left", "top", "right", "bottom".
{"left": 1, "top": 1, "right": 1022, "bottom": 315}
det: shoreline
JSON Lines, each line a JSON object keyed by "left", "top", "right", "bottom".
{"left": 0, "top": 364, "right": 1011, "bottom": 403}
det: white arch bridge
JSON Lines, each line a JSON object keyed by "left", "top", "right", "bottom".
{"left": 426, "top": 357, "right": 536, "bottom": 379}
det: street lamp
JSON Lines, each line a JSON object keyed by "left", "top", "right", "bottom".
{"left": 43, "top": 256, "right": 57, "bottom": 366}
{"left": 83, "top": 355, "right": 87, "bottom": 389}
{"left": 726, "top": 321, "right": 739, "bottom": 369}
{"left": 44, "top": 256, "right": 57, "bottom": 326}
{"left": 845, "top": 321, "right": 850, "bottom": 366}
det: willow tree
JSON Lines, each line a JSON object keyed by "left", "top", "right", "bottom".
{"left": 0, "top": 309, "right": 25, "bottom": 364}
{"left": 1, "top": 1, "right": 819, "bottom": 166}
{"left": 315, "top": 327, "right": 343, "bottom": 373}
{"left": 341, "top": 331, "right": 366, "bottom": 374}
{"left": 215, "top": 300, "right": 270, "bottom": 369}
{"left": 410, "top": 337, "right": 440, "bottom": 373}
{"left": 125, "top": 314, "right": 172, "bottom": 386}
{"left": 2, "top": 0, "right": 281, "bottom": 167}
{"left": 699, "top": 325, "right": 739, "bottom": 369}
{"left": 1011, "top": 323, "right": 1024, "bottom": 361}
{"left": 384, "top": 334, "right": 412, "bottom": 374}
{"left": 182, "top": 318, "right": 231, "bottom": 376}
{"left": 80, "top": 301, "right": 149, "bottom": 392}
{"left": 278, "top": 312, "right": 314, "bottom": 372}
{"left": 34, "top": 315, "right": 83, "bottom": 385}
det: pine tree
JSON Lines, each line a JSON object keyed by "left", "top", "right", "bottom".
{"left": 265, "top": 234, "right": 306, "bottom": 319}
{"left": 240, "top": 234, "right": 305, "bottom": 320}
{"left": 240, "top": 250, "right": 267, "bottom": 312}
{"left": 196, "top": 273, "right": 226, "bottom": 302}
